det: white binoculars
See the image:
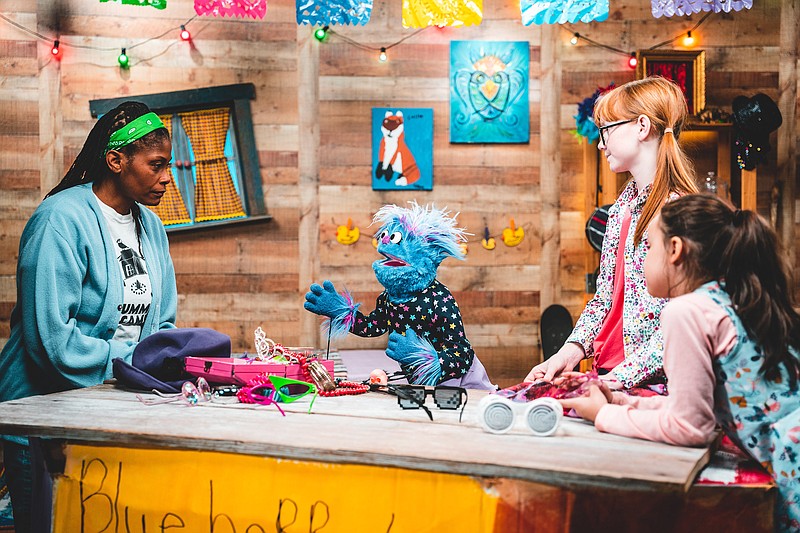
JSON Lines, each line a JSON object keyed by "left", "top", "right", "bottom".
{"left": 477, "top": 394, "right": 562, "bottom": 437}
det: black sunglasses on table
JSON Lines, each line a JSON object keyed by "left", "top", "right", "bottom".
{"left": 369, "top": 383, "right": 468, "bottom": 422}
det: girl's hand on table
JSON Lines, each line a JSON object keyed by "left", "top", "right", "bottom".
{"left": 524, "top": 343, "right": 585, "bottom": 383}
{"left": 559, "top": 385, "right": 609, "bottom": 423}
{"left": 599, "top": 371, "right": 624, "bottom": 391}
{"left": 555, "top": 372, "right": 615, "bottom": 403}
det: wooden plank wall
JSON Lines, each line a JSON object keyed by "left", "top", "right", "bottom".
{"left": 0, "top": 0, "right": 797, "bottom": 387}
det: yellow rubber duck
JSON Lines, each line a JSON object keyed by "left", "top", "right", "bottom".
{"left": 501, "top": 218, "right": 524, "bottom": 247}
{"left": 336, "top": 218, "right": 360, "bottom": 245}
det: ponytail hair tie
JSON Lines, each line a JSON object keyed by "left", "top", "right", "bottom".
{"left": 663, "top": 127, "right": 674, "bottom": 134}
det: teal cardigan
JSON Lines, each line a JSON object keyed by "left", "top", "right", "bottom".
{"left": 0, "top": 183, "right": 177, "bottom": 410}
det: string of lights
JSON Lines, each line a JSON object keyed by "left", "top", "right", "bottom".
{"left": 0, "top": 12, "right": 197, "bottom": 67}
{"left": 314, "top": 25, "right": 430, "bottom": 62}
{"left": 0, "top": 11, "right": 426, "bottom": 66}
{"left": 0, "top": 12, "right": 198, "bottom": 50}
{"left": 2, "top": 9, "right": 713, "bottom": 68}
{"left": 563, "top": 11, "right": 712, "bottom": 68}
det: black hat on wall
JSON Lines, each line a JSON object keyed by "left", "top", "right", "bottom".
{"left": 732, "top": 93, "right": 782, "bottom": 171}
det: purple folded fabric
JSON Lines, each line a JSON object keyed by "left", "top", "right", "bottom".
{"left": 112, "top": 328, "right": 231, "bottom": 393}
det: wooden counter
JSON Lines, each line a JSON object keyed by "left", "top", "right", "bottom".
{"left": 0, "top": 385, "right": 774, "bottom": 532}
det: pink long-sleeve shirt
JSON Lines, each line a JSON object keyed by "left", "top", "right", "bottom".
{"left": 594, "top": 291, "right": 738, "bottom": 446}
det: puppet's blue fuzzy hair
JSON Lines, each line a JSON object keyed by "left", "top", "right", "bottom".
{"left": 372, "top": 201, "right": 469, "bottom": 261}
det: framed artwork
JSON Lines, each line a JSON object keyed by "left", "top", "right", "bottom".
{"left": 371, "top": 108, "right": 433, "bottom": 191}
{"left": 450, "top": 41, "right": 530, "bottom": 144}
{"left": 635, "top": 50, "right": 706, "bottom": 115}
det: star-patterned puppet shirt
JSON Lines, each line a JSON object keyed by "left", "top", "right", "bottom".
{"left": 350, "top": 280, "right": 475, "bottom": 383}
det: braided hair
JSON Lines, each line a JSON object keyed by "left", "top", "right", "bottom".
{"left": 47, "top": 101, "right": 170, "bottom": 256}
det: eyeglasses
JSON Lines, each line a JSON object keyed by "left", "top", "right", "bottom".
{"left": 238, "top": 375, "right": 317, "bottom": 414}
{"left": 136, "top": 377, "right": 213, "bottom": 406}
{"left": 598, "top": 118, "right": 635, "bottom": 145}
{"left": 374, "top": 384, "right": 468, "bottom": 422}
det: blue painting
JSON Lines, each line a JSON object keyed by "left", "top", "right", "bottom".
{"left": 372, "top": 108, "right": 433, "bottom": 191}
{"left": 450, "top": 41, "right": 530, "bottom": 144}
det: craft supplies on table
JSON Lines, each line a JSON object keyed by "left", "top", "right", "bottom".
{"left": 185, "top": 356, "right": 335, "bottom": 385}
{"left": 0, "top": 385, "right": 773, "bottom": 532}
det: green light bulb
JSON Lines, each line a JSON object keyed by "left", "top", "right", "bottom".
{"left": 118, "top": 48, "right": 129, "bottom": 68}
{"left": 314, "top": 26, "right": 328, "bottom": 42}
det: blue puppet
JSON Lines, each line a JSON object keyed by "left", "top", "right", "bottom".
{"left": 304, "top": 202, "right": 494, "bottom": 389}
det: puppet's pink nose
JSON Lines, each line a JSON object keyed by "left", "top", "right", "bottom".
{"left": 381, "top": 235, "right": 390, "bottom": 244}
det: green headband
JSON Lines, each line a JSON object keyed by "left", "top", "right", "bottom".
{"left": 105, "top": 112, "right": 165, "bottom": 154}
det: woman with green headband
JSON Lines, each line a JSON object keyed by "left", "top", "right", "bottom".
{"left": 0, "top": 101, "right": 178, "bottom": 533}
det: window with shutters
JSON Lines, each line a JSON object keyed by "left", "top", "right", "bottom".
{"left": 90, "top": 83, "right": 269, "bottom": 232}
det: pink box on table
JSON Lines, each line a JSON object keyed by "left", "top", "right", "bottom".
{"left": 185, "top": 356, "right": 334, "bottom": 386}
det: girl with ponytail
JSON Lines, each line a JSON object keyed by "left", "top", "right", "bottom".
{"left": 561, "top": 194, "right": 800, "bottom": 531}
{"left": 0, "top": 101, "right": 178, "bottom": 532}
{"left": 526, "top": 76, "right": 699, "bottom": 388}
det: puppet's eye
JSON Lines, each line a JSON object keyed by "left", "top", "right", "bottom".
{"left": 378, "top": 230, "right": 388, "bottom": 240}
{"left": 389, "top": 231, "right": 403, "bottom": 244}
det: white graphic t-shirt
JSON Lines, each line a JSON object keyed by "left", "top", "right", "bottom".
{"left": 95, "top": 196, "right": 153, "bottom": 342}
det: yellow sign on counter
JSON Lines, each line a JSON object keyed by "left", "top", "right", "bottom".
{"left": 54, "top": 444, "right": 501, "bottom": 532}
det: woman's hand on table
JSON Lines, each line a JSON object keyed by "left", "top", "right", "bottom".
{"left": 558, "top": 385, "right": 610, "bottom": 423}
{"left": 524, "top": 343, "right": 585, "bottom": 383}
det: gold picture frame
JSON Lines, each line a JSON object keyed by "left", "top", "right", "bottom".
{"left": 636, "top": 50, "right": 706, "bottom": 115}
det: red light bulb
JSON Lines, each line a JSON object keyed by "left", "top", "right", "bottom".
{"left": 180, "top": 25, "right": 191, "bottom": 41}
{"left": 51, "top": 39, "right": 61, "bottom": 59}
{"left": 628, "top": 54, "right": 638, "bottom": 69}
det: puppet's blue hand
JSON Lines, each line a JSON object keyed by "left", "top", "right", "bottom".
{"left": 304, "top": 280, "right": 348, "bottom": 318}
{"left": 386, "top": 329, "right": 419, "bottom": 363}
{"left": 386, "top": 329, "right": 441, "bottom": 385}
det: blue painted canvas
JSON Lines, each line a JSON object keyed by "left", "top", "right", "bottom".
{"left": 372, "top": 108, "right": 433, "bottom": 191}
{"left": 450, "top": 41, "right": 530, "bottom": 144}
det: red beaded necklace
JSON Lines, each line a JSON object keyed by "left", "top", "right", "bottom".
{"left": 296, "top": 353, "right": 368, "bottom": 397}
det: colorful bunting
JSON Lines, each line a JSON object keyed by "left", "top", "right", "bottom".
{"left": 297, "top": 0, "right": 372, "bottom": 25}
{"left": 402, "top": 0, "right": 482, "bottom": 28}
{"left": 100, "top": 0, "right": 166, "bottom": 9}
{"left": 521, "top": 0, "right": 608, "bottom": 25}
{"left": 652, "top": 0, "right": 752, "bottom": 18}
{"left": 194, "top": 0, "right": 267, "bottom": 19}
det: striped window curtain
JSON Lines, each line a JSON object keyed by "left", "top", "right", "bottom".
{"left": 150, "top": 114, "right": 192, "bottom": 226}
{"left": 179, "top": 108, "right": 246, "bottom": 222}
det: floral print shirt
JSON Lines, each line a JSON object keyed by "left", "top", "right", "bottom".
{"left": 566, "top": 181, "right": 668, "bottom": 388}
{"left": 703, "top": 282, "right": 800, "bottom": 531}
